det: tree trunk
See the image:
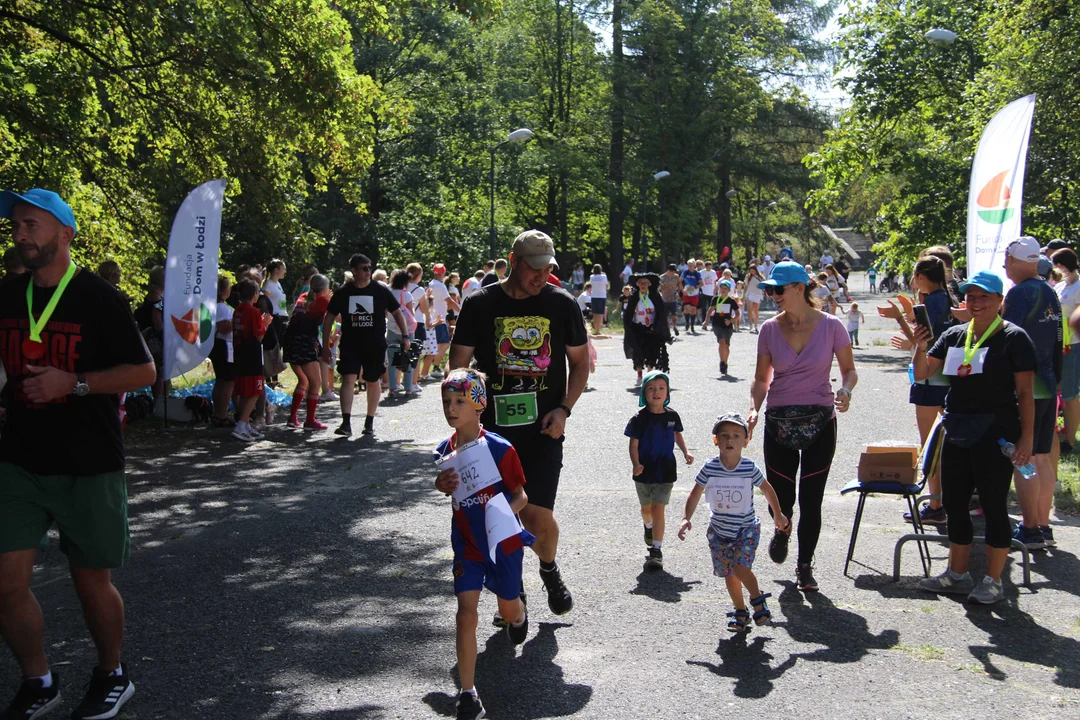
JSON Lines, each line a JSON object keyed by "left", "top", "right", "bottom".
{"left": 607, "top": 0, "right": 625, "bottom": 278}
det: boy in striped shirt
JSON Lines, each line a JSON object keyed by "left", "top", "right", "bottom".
{"left": 678, "top": 413, "right": 787, "bottom": 633}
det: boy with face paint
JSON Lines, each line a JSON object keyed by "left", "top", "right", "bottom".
{"left": 434, "top": 369, "right": 532, "bottom": 720}
{"left": 705, "top": 280, "right": 740, "bottom": 375}
{"left": 625, "top": 371, "right": 694, "bottom": 570}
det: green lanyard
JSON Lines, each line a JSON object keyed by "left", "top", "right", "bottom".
{"left": 26, "top": 261, "right": 77, "bottom": 342}
{"left": 961, "top": 315, "right": 1001, "bottom": 372}
{"left": 638, "top": 294, "right": 652, "bottom": 312}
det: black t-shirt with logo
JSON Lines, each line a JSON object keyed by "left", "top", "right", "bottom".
{"left": 452, "top": 283, "right": 587, "bottom": 449}
{"left": 0, "top": 269, "right": 151, "bottom": 475}
{"left": 326, "top": 281, "right": 400, "bottom": 355}
{"left": 711, "top": 296, "right": 739, "bottom": 327}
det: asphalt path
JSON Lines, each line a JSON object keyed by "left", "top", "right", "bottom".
{"left": 4, "top": 274, "right": 1079, "bottom": 719}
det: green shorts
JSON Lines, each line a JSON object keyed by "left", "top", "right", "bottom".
{"left": 0, "top": 462, "right": 130, "bottom": 569}
{"left": 634, "top": 481, "right": 674, "bottom": 506}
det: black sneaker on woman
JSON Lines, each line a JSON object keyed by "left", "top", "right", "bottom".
{"left": 455, "top": 691, "right": 486, "bottom": 720}
{"left": 796, "top": 563, "right": 819, "bottom": 592}
{"left": 3, "top": 675, "right": 60, "bottom": 720}
{"left": 70, "top": 665, "right": 134, "bottom": 720}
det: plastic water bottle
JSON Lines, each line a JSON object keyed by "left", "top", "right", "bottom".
{"left": 998, "top": 439, "right": 1037, "bottom": 479}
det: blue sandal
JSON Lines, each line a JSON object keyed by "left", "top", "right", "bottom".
{"left": 727, "top": 609, "right": 751, "bottom": 633}
{"left": 749, "top": 593, "right": 772, "bottom": 625}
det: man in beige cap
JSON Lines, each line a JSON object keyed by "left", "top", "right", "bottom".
{"left": 450, "top": 230, "right": 589, "bottom": 619}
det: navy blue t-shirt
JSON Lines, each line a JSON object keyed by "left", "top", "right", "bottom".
{"left": 624, "top": 407, "right": 683, "bottom": 484}
{"left": 923, "top": 288, "right": 956, "bottom": 339}
{"left": 681, "top": 271, "right": 701, "bottom": 289}
{"left": 1003, "top": 277, "right": 1062, "bottom": 398}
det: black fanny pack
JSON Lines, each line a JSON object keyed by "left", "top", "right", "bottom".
{"left": 765, "top": 405, "right": 834, "bottom": 451}
{"left": 941, "top": 411, "right": 996, "bottom": 448}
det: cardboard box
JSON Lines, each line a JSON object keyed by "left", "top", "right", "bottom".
{"left": 858, "top": 443, "right": 920, "bottom": 485}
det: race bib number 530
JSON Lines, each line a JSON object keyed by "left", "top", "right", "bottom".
{"left": 494, "top": 392, "right": 538, "bottom": 427}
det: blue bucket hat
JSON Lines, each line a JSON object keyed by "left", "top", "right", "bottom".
{"left": 638, "top": 370, "right": 671, "bottom": 407}
{"left": 758, "top": 260, "right": 810, "bottom": 288}
{"left": 958, "top": 270, "right": 1004, "bottom": 295}
{"left": 0, "top": 189, "right": 78, "bottom": 234}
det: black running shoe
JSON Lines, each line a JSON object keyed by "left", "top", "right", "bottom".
{"left": 3, "top": 676, "right": 61, "bottom": 720}
{"left": 645, "top": 547, "right": 663, "bottom": 570}
{"left": 70, "top": 665, "right": 134, "bottom": 720}
{"left": 540, "top": 565, "right": 573, "bottom": 615}
{"left": 796, "top": 563, "right": 819, "bottom": 592}
{"left": 455, "top": 691, "right": 486, "bottom": 720}
{"left": 644, "top": 525, "right": 654, "bottom": 547}
{"left": 768, "top": 527, "right": 790, "bottom": 564}
{"left": 506, "top": 594, "right": 529, "bottom": 645}
{"left": 334, "top": 422, "right": 351, "bottom": 436}
{"left": 720, "top": 361, "right": 728, "bottom": 375}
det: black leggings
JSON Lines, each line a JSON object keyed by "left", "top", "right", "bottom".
{"left": 940, "top": 434, "right": 1014, "bottom": 548}
{"left": 763, "top": 417, "right": 837, "bottom": 564}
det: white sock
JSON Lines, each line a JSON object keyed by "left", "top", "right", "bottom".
{"left": 652, "top": 540, "right": 662, "bottom": 549}
{"left": 644, "top": 522, "right": 653, "bottom": 530}
{"left": 109, "top": 665, "right": 123, "bottom": 676}
{"left": 31, "top": 671, "right": 53, "bottom": 688}
{"left": 461, "top": 687, "right": 477, "bottom": 697}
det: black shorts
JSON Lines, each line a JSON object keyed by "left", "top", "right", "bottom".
{"left": 338, "top": 345, "right": 387, "bottom": 382}
{"left": 712, "top": 324, "right": 734, "bottom": 344}
{"left": 1033, "top": 398, "right": 1056, "bottom": 455}
{"left": 513, "top": 434, "right": 565, "bottom": 511}
{"left": 282, "top": 333, "right": 320, "bottom": 366}
{"left": 209, "top": 338, "right": 233, "bottom": 381}
{"left": 910, "top": 383, "right": 950, "bottom": 407}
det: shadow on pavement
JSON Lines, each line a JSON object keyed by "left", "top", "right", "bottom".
{"left": 846, "top": 350, "right": 908, "bottom": 373}
{"left": 3, "top": 430, "right": 463, "bottom": 719}
{"left": 686, "top": 634, "right": 797, "bottom": 699}
{"left": 771, "top": 581, "right": 900, "bottom": 664}
{"left": 965, "top": 602, "right": 1080, "bottom": 688}
{"left": 423, "top": 622, "right": 592, "bottom": 718}
{"left": 629, "top": 567, "right": 701, "bottom": 603}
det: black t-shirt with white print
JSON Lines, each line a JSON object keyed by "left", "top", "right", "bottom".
{"left": 0, "top": 269, "right": 151, "bottom": 475}
{"left": 326, "top": 281, "right": 400, "bottom": 356}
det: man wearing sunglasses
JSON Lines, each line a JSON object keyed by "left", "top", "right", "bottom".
{"left": 322, "top": 253, "right": 411, "bottom": 436}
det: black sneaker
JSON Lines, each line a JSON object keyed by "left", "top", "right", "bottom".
{"left": 796, "top": 563, "right": 819, "bottom": 592}
{"left": 645, "top": 547, "right": 663, "bottom": 570}
{"left": 334, "top": 422, "right": 351, "bottom": 436}
{"left": 720, "top": 361, "right": 728, "bottom": 375}
{"left": 455, "top": 691, "right": 486, "bottom": 720}
{"left": 506, "top": 594, "right": 529, "bottom": 645}
{"left": 643, "top": 525, "right": 654, "bottom": 547}
{"left": 70, "top": 665, "right": 134, "bottom": 720}
{"left": 3, "top": 676, "right": 61, "bottom": 720}
{"left": 768, "top": 526, "right": 790, "bottom": 564}
{"left": 540, "top": 565, "right": 573, "bottom": 615}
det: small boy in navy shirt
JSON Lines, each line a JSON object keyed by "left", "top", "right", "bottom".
{"left": 625, "top": 371, "right": 693, "bottom": 569}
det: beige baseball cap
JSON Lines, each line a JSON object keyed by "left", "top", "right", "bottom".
{"left": 511, "top": 230, "right": 559, "bottom": 270}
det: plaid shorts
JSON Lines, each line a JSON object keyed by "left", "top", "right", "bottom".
{"left": 706, "top": 520, "right": 760, "bottom": 578}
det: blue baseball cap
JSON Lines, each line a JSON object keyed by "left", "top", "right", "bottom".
{"left": 718, "top": 279, "right": 734, "bottom": 291}
{"left": 958, "top": 270, "right": 1004, "bottom": 295}
{"left": 0, "top": 189, "right": 78, "bottom": 234}
{"left": 758, "top": 260, "right": 810, "bottom": 288}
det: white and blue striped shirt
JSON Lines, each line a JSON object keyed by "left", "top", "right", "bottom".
{"left": 695, "top": 456, "right": 765, "bottom": 538}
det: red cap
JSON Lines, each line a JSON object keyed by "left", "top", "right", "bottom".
{"left": 433, "top": 263, "right": 446, "bottom": 274}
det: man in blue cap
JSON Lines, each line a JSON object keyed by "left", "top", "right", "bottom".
{"left": 0, "top": 188, "right": 155, "bottom": 719}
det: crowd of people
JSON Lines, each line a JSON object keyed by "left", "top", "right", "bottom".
{"left": 1, "top": 185, "right": 1076, "bottom": 720}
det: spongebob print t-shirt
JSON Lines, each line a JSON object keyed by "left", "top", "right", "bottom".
{"left": 453, "top": 282, "right": 588, "bottom": 443}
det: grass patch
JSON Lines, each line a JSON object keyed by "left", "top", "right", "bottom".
{"left": 895, "top": 644, "right": 946, "bottom": 662}
{"left": 1055, "top": 453, "right": 1080, "bottom": 514}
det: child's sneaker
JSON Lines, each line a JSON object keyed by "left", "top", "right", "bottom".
{"left": 646, "top": 547, "right": 663, "bottom": 570}
{"left": 768, "top": 524, "right": 791, "bottom": 564}
{"left": 287, "top": 416, "right": 302, "bottom": 429}
{"left": 3, "top": 675, "right": 61, "bottom": 720}
{"left": 231, "top": 426, "right": 255, "bottom": 442}
{"left": 304, "top": 419, "right": 328, "bottom": 431}
{"left": 455, "top": 691, "right": 485, "bottom": 720}
{"left": 643, "top": 525, "right": 654, "bottom": 547}
{"left": 334, "top": 421, "right": 351, "bottom": 436}
{"left": 506, "top": 595, "right": 529, "bottom": 645}
{"left": 904, "top": 503, "right": 947, "bottom": 525}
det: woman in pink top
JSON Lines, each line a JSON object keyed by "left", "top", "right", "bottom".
{"left": 746, "top": 262, "right": 858, "bottom": 593}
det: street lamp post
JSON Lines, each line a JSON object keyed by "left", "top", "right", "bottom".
{"left": 488, "top": 128, "right": 534, "bottom": 259}
{"left": 924, "top": 27, "right": 980, "bottom": 80}
{"left": 640, "top": 170, "right": 670, "bottom": 273}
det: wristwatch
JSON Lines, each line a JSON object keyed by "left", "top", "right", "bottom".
{"left": 558, "top": 403, "right": 572, "bottom": 418}
{"left": 73, "top": 374, "right": 90, "bottom": 397}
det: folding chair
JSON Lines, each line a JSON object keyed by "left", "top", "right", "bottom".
{"left": 841, "top": 418, "right": 943, "bottom": 578}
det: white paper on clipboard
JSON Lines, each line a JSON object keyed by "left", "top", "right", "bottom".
{"left": 437, "top": 438, "right": 503, "bottom": 504}
{"left": 484, "top": 492, "right": 524, "bottom": 562}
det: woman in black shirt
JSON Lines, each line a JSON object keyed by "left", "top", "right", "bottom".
{"left": 911, "top": 270, "right": 1036, "bottom": 605}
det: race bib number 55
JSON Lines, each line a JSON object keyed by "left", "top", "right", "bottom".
{"left": 495, "top": 392, "right": 538, "bottom": 427}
